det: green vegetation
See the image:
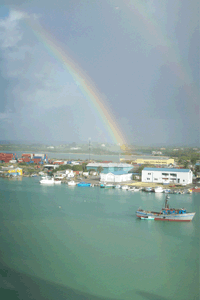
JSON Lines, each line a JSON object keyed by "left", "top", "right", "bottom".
{"left": 194, "top": 164, "right": 200, "bottom": 176}
{"left": 51, "top": 163, "right": 86, "bottom": 173}
{"left": 97, "top": 166, "right": 104, "bottom": 174}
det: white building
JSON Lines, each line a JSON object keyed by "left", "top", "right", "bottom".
{"left": 100, "top": 171, "right": 132, "bottom": 183}
{"left": 66, "top": 170, "right": 74, "bottom": 178}
{"left": 142, "top": 168, "right": 193, "bottom": 185}
{"left": 83, "top": 172, "right": 89, "bottom": 177}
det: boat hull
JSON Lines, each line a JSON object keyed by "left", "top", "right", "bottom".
{"left": 136, "top": 195, "right": 195, "bottom": 222}
{"left": 40, "top": 180, "right": 54, "bottom": 184}
{"left": 191, "top": 188, "right": 200, "bottom": 192}
{"left": 137, "top": 212, "right": 195, "bottom": 222}
{"left": 77, "top": 183, "right": 91, "bottom": 187}
{"left": 100, "top": 184, "right": 114, "bottom": 188}
{"left": 154, "top": 213, "right": 195, "bottom": 222}
{"left": 154, "top": 189, "right": 163, "bottom": 193}
{"left": 68, "top": 181, "right": 77, "bottom": 186}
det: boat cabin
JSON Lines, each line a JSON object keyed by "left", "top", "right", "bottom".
{"left": 162, "top": 208, "right": 186, "bottom": 214}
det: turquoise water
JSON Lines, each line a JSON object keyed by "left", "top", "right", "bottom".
{"left": 0, "top": 177, "right": 199, "bottom": 300}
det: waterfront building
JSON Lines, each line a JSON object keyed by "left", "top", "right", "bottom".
{"left": 133, "top": 158, "right": 174, "bottom": 165}
{"left": 142, "top": 168, "right": 193, "bottom": 185}
{"left": 3, "top": 167, "right": 23, "bottom": 176}
{"left": 100, "top": 171, "right": 132, "bottom": 183}
{"left": 44, "top": 164, "right": 59, "bottom": 170}
{"left": 86, "top": 163, "right": 133, "bottom": 174}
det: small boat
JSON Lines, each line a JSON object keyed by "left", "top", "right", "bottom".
{"left": 144, "top": 187, "right": 153, "bottom": 192}
{"left": 136, "top": 195, "right": 195, "bottom": 222}
{"left": 68, "top": 181, "right": 77, "bottom": 186}
{"left": 54, "top": 180, "right": 62, "bottom": 184}
{"left": 100, "top": 183, "right": 114, "bottom": 188}
{"left": 191, "top": 187, "right": 200, "bottom": 193}
{"left": 121, "top": 185, "right": 129, "bottom": 190}
{"left": 154, "top": 186, "right": 163, "bottom": 193}
{"left": 40, "top": 176, "right": 54, "bottom": 184}
{"left": 104, "top": 184, "right": 115, "bottom": 189}
{"left": 115, "top": 184, "right": 121, "bottom": 189}
{"left": 77, "top": 182, "right": 91, "bottom": 187}
{"left": 164, "top": 189, "right": 171, "bottom": 194}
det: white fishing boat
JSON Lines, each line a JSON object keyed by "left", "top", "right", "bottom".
{"left": 121, "top": 185, "right": 129, "bottom": 190}
{"left": 154, "top": 186, "right": 164, "bottom": 193}
{"left": 54, "top": 180, "right": 62, "bottom": 184}
{"left": 68, "top": 181, "right": 77, "bottom": 186}
{"left": 40, "top": 176, "right": 54, "bottom": 184}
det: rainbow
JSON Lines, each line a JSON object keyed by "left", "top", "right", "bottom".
{"left": 25, "top": 18, "right": 128, "bottom": 146}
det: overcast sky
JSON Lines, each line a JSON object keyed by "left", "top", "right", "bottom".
{"left": 0, "top": 0, "right": 199, "bottom": 146}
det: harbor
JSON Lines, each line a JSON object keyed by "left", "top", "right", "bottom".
{"left": 0, "top": 176, "right": 198, "bottom": 300}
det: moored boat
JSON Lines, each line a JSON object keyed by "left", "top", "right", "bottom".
{"left": 68, "top": 181, "right": 77, "bottom": 186}
{"left": 144, "top": 187, "right": 153, "bottom": 192}
{"left": 100, "top": 183, "right": 114, "bottom": 188}
{"left": 121, "top": 185, "right": 129, "bottom": 190}
{"left": 115, "top": 184, "right": 121, "bottom": 189}
{"left": 104, "top": 184, "right": 115, "bottom": 189}
{"left": 191, "top": 187, "right": 200, "bottom": 192}
{"left": 77, "top": 182, "right": 91, "bottom": 187}
{"left": 40, "top": 176, "right": 54, "bottom": 184}
{"left": 154, "top": 186, "right": 163, "bottom": 193}
{"left": 164, "top": 189, "right": 171, "bottom": 194}
{"left": 54, "top": 180, "right": 62, "bottom": 184}
{"left": 136, "top": 195, "right": 195, "bottom": 222}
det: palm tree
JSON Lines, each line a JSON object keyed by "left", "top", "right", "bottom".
{"left": 97, "top": 166, "right": 103, "bottom": 174}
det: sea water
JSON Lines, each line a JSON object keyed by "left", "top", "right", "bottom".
{"left": 0, "top": 177, "right": 199, "bottom": 300}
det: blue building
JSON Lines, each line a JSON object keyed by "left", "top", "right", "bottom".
{"left": 86, "top": 163, "right": 133, "bottom": 174}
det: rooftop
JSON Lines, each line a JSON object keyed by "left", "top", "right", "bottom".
{"left": 87, "top": 163, "right": 132, "bottom": 168}
{"left": 143, "top": 168, "right": 191, "bottom": 173}
{"left": 107, "top": 171, "right": 129, "bottom": 175}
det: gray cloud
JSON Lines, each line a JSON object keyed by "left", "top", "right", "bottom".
{"left": 0, "top": 1, "right": 199, "bottom": 145}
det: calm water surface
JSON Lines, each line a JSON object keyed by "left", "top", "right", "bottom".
{"left": 0, "top": 177, "right": 199, "bottom": 300}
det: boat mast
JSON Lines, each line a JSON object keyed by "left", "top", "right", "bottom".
{"left": 165, "top": 195, "right": 169, "bottom": 209}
